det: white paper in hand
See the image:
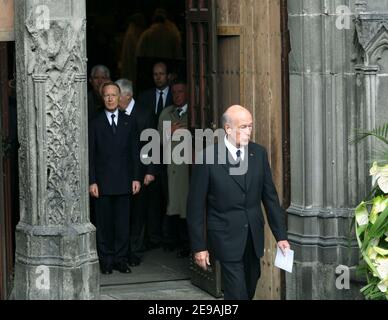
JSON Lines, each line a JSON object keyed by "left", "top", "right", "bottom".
{"left": 274, "top": 247, "right": 294, "bottom": 273}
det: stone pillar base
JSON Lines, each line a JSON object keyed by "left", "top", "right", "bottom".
{"left": 14, "top": 222, "right": 99, "bottom": 300}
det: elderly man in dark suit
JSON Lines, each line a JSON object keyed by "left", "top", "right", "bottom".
{"left": 187, "top": 105, "right": 290, "bottom": 300}
{"left": 89, "top": 82, "right": 141, "bottom": 274}
{"left": 136, "top": 61, "right": 173, "bottom": 251}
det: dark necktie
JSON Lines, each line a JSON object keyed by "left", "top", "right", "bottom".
{"left": 111, "top": 114, "right": 117, "bottom": 135}
{"left": 236, "top": 149, "right": 242, "bottom": 161}
{"left": 156, "top": 91, "right": 164, "bottom": 117}
{"left": 176, "top": 107, "right": 183, "bottom": 118}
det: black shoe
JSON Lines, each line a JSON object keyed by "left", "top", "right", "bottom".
{"left": 128, "top": 254, "right": 141, "bottom": 267}
{"left": 114, "top": 262, "right": 132, "bottom": 274}
{"left": 177, "top": 248, "right": 191, "bottom": 258}
{"left": 100, "top": 265, "right": 113, "bottom": 275}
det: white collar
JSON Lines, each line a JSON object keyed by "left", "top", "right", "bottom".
{"left": 105, "top": 108, "right": 119, "bottom": 124}
{"left": 177, "top": 104, "right": 188, "bottom": 116}
{"left": 156, "top": 87, "right": 169, "bottom": 95}
{"left": 224, "top": 135, "right": 245, "bottom": 161}
{"left": 125, "top": 99, "right": 135, "bottom": 115}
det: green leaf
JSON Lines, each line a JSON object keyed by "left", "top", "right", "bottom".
{"left": 352, "top": 124, "right": 388, "bottom": 146}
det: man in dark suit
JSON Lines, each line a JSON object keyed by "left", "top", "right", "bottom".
{"left": 136, "top": 62, "right": 173, "bottom": 250}
{"left": 187, "top": 105, "right": 290, "bottom": 300}
{"left": 89, "top": 82, "right": 141, "bottom": 274}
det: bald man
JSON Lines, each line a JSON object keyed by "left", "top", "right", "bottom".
{"left": 187, "top": 105, "right": 290, "bottom": 300}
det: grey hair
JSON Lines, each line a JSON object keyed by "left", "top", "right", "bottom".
{"left": 90, "top": 65, "right": 111, "bottom": 79}
{"left": 115, "top": 79, "right": 133, "bottom": 96}
{"left": 222, "top": 112, "right": 232, "bottom": 128}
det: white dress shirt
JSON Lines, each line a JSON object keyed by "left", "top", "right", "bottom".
{"left": 177, "top": 104, "right": 188, "bottom": 117}
{"left": 155, "top": 87, "right": 170, "bottom": 114}
{"left": 224, "top": 135, "right": 245, "bottom": 161}
{"left": 125, "top": 99, "right": 135, "bottom": 116}
{"left": 105, "top": 109, "right": 119, "bottom": 126}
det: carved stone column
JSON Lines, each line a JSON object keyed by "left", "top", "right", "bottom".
{"left": 14, "top": 0, "right": 99, "bottom": 299}
{"left": 287, "top": 0, "right": 363, "bottom": 300}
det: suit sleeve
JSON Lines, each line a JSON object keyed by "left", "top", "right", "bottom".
{"left": 88, "top": 119, "right": 96, "bottom": 186}
{"left": 261, "top": 148, "right": 288, "bottom": 242}
{"left": 186, "top": 155, "right": 210, "bottom": 254}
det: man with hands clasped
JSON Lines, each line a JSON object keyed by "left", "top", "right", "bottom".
{"left": 89, "top": 82, "right": 141, "bottom": 275}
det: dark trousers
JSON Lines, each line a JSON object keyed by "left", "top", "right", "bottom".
{"left": 144, "top": 171, "right": 167, "bottom": 245}
{"left": 129, "top": 188, "right": 147, "bottom": 256}
{"left": 95, "top": 195, "right": 130, "bottom": 268}
{"left": 162, "top": 215, "right": 189, "bottom": 249}
{"left": 220, "top": 230, "right": 261, "bottom": 300}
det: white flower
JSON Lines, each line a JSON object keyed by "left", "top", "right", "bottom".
{"left": 355, "top": 202, "right": 369, "bottom": 226}
{"left": 377, "top": 280, "right": 388, "bottom": 293}
{"left": 378, "top": 175, "right": 388, "bottom": 194}
{"left": 370, "top": 163, "right": 388, "bottom": 193}
{"left": 370, "top": 196, "right": 388, "bottom": 224}
{"left": 375, "top": 258, "right": 388, "bottom": 280}
{"left": 367, "top": 247, "right": 378, "bottom": 261}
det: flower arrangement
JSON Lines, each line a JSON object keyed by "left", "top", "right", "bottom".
{"left": 354, "top": 125, "right": 388, "bottom": 300}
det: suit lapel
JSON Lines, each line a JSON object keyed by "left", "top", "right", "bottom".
{"left": 116, "top": 111, "right": 130, "bottom": 145}
{"left": 218, "top": 142, "right": 246, "bottom": 192}
{"left": 100, "top": 111, "right": 112, "bottom": 133}
{"left": 246, "top": 143, "right": 255, "bottom": 191}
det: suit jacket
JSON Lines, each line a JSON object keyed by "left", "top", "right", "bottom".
{"left": 187, "top": 140, "right": 288, "bottom": 262}
{"left": 89, "top": 110, "right": 141, "bottom": 196}
{"left": 135, "top": 87, "right": 173, "bottom": 176}
{"left": 136, "top": 87, "right": 173, "bottom": 130}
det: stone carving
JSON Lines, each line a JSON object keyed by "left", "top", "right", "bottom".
{"left": 24, "top": 13, "right": 87, "bottom": 225}
{"left": 356, "top": 14, "right": 388, "bottom": 66}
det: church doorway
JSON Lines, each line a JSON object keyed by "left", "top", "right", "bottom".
{"left": 85, "top": 0, "right": 193, "bottom": 292}
{"left": 0, "top": 41, "right": 18, "bottom": 301}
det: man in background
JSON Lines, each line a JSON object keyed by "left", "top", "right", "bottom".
{"left": 89, "top": 82, "right": 141, "bottom": 274}
{"left": 136, "top": 62, "right": 173, "bottom": 251}
{"left": 88, "top": 65, "right": 111, "bottom": 122}
{"left": 158, "top": 80, "right": 190, "bottom": 257}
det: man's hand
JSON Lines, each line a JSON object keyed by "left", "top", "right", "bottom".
{"left": 89, "top": 184, "right": 99, "bottom": 198}
{"left": 171, "top": 122, "right": 185, "bottom": 134}
{"left": 278, "top": 240, "right": 291, "bottom": 256}
{"left": 194, "top": 251, "right": 211, "bottom": 271}
{"left": 144, "top": 174, "right": 155, "bottom": 186}
{"left": 132, "top": 181, "right": 141, "bottom": 195}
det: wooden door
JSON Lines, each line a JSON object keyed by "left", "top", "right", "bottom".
{"left": 186, "top": 0, "right": 222, "bottom": 298}
{"left": 0, "top": 42, "right": 15, "bottom": 300}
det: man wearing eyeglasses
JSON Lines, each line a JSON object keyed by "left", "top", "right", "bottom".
{"left": 89, "top": 82, "right": 141, "bottom": 275}
{"left": 187, "top": 105, "right": 290, "bottom": 300}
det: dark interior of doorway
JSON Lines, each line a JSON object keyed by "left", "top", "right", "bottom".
{"left": 0, "top": 41, "right": 18, "bottom": 300}
{"left": 86, "top": 0, "right": 187, "bottom": 95}
{"left": 86, "top": 0, "right": 191, "bottom": 287}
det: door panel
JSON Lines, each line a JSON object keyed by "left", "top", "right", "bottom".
{"left": 186, "top": 0, "right": 218, "bottom": 130}
{"left": 186, "top": 0, "right": 222, "bottom": 298}
{"left": 0, "top": 42, "right": 15, "bottom": 300}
